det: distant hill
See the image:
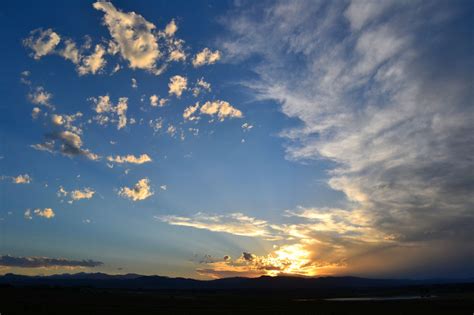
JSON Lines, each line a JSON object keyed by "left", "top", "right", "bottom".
{"left": 1, "top": 273, "right": 473, "bottom": 290}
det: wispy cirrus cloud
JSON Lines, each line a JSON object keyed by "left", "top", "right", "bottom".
{"left": 158, "top": 208, "right": 387, "bottom": 277}
{"left": 156, "top": 212, "right": 277, "bottom": 239}
{"left": 196, "top": 244, "right": 346, "bottom": 279}
{"left": 213, "top": 0, "right": 474, "bottom": 277}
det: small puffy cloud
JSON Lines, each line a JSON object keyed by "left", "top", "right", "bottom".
{"left": 189, "top": 127, "right": 199, "bottom": 136}
{"left": 53, "top": 131, "right": 83, "bottom": 156}
{"left": 59, "top": 39, "right": 81, "bottom": 64}
{"left": 183, "top": 102, "right": 200, "bottom": 121}
{"left": 51, "top": 112, "right": 83, "bottom": 134}
{"left": 93, "top": 1, "right": 160, "bottom": 71}
{"left": 26, "top": 208, "right": 55, "bottom": 219}
{"left": 29, "top": 86, "right": 54, "bottom": 109}
{"left": 57, "top": 186, "right": 67, "bottom": 197}
{"left": 192, "top": 48, "right": 221, "bottom": 67}
{"left": 242, "top": 252, "right": 254, "bottom": 262}
{"left": 70, "top": 189, "right": 95, "bottom": 202}
{"left": 20, "top": 70, "right": 31, "bottom": 85}
{"left": 0, "top": 255, "right": 103, "bottom": 268}
{"left": 149, "top": 94, "right": 158, "bottom": 106}
{"left": 160, "top": 19, "right": 187, "bottom": 63}
{"left": 166, "top": 124, "right": 177, "bottom": 137}
{"left": 30, "top": 141, "right": 55, "bottom": 153}
{"left": 78, "top": 44, "right": 107, "bottom": 75}
{"left": 1, "top": 174, "right": 31, "bottom": 184}
{"left": 31, "top": 107, "right": 41, "bottom": 119}
{"left": 53, "top": 131, "right": 83, "bottom": 154}
{"left": 115, "top": 99, "right": 128, "bottom": 129}
{"left": 111, "top": 64, "right": 121, "bottom": 74}
{"left": 168, "top": 75, "right": 187, "bottom": 97}
{"left": 164, "top": 19, "right": 178, "bottom": 37}
{"left": 149, "top": 95, "right": 168, "bottom": 107}
{"left": 32, "top": 131, "right": 100, "bottom": 161}
{"left": 166, "top": 37, "right": 186, "bottom": 62}
{"left": 169, "top": 47, "right": 186, "bottom": 62}
{"left": 24, "top": 209, "right": 33, "bottom": 220}
{"left": 58, "top": 186, "right": 95, "bottom": 203}
{"left": 200, "top": 100, "right": 243, "bottom": 121}
{"left": 107, "top": 154, "right": 152, "bottom": 164}
{"left": 160, "top": 185, "right": 167, "bottom": 191}
{"left": 12, "top": 174, "right": 32, "bottom": 184}
{"left": 23, "top": 28, "right": 61, "bottom": 59}
{"left": 51, "top": 114, "right": 63, "bottom": 125}
{"left": 197, "top": 78, "right": 211, "bottom": 90}
{"left": 24, "top": 31, "right": 107, "bottom": 76}
{"left": 149, "top": 118, "right": 163, "bottom": 133}
{"left": 241, "top": 122, "right": 253, "bottom": 132}
{"left": 35, "top": 208, "right": 55, "bottom": 219}
{"left": 91, "top": 95, "right": 128, "bottom": 130}
{"left": 119, "top": 178, "right": 153, "bottom": 201}
{"left": 192, "top": 77, "right": 211, "bottom": 97}
{"left": 131, "top": 78, "right": 138, "bottom": 88}
{"left": 196, "top": 243, "right": 325, "bottom": 278}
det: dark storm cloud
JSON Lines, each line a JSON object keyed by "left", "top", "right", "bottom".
{"left": 242, "top": 252, "right": 254, "bottom": 261}
{"left": 0, "top": 255, "right": 103, "bottom": 268}
{"left": 31, "top": 131, "right": 100, "bottom": 161}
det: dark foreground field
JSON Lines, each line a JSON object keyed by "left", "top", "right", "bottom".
{"left": 2, "top": 285, "right": 474, "bottom": 315}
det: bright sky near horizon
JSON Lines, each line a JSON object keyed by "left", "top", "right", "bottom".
{"left": 0, "top": 0, "right": 473, "bottom": 279}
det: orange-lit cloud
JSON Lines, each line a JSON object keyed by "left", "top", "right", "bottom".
{"left": 159, "top": 207, "right": 401, "bottom": 278}
{"left": 107, "top": 154, "right": 152, "bottom": 165}
{"left": 119, "top": 178, "right": 154, "bottom": 201}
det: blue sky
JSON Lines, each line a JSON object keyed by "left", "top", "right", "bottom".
{"left": 0, "top": 0, "right": 473, "bottom": 279}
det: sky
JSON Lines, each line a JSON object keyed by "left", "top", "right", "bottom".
{"left": 0, "top": 0, "right": 473, "bottom": 280}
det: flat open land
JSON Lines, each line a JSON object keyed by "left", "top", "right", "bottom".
{"left": 2, "top": 285, "right": 473, "bottom": 314}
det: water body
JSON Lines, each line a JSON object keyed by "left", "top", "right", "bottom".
{"left": 325, "top": 296, "right": 432, "bottom": 301}
{"left": 293, "top": 296, "right": 434, "bottom": 302}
